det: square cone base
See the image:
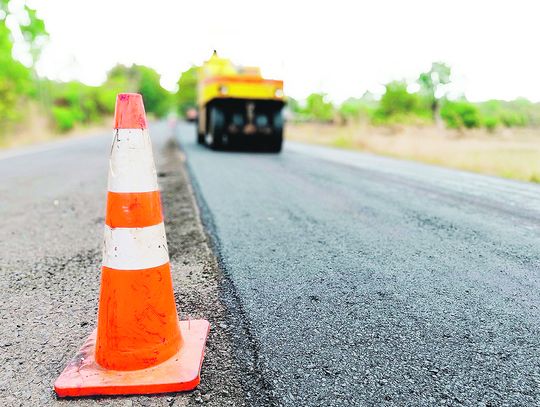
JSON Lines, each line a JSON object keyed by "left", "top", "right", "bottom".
{"left": 54, "top": 319, "right": 210, "bottom": 397}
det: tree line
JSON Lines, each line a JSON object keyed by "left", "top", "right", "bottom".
{"left": 1, "top": 1, "right": 175, "bottom": 138}
{"left": 289, "top": 63, "right": 540, "bottom": 131}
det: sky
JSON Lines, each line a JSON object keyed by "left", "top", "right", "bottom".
{"left": 13, "top": 0, "right": 540, "bottom": 102}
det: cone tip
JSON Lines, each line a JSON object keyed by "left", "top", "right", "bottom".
{"left": 114, "top": 93, "right": 148, "bottom": 129}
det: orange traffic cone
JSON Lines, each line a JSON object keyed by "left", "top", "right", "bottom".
{"left": 54, "top": 93, "right": 210, "bottom": 397}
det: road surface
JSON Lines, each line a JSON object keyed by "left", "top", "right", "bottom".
{"left": 178, "top": 122, "right": 540, "bottom": 406}
{"left": 1, "top": 122, "right": 539, "bottom": 406}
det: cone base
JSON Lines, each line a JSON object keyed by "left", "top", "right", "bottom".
{"left": 54, "top": 320, "right": 210, "bottom": 397}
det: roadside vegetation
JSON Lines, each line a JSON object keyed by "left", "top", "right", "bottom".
{"left": 286, "top": 63, "right": 540, "bottom": 183}
{"left": 0, "top": 0, "right": 189, "bottom": 147}
{"left": 288, "top": 62, "right": 540, "bottom": 131}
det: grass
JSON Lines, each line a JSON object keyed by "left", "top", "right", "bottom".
{"left": 285, "top": 122, "right": 540, "bottom": 183}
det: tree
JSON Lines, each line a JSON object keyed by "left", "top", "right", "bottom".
{"left": 137, "top": 65, "right": 171, "bottom": 118}
{"left": 0, "top": 0, "right": 47, "bottom": 66}
{"left": 0, "top": 23, "right": 32, "bottom": 123}
{"left": 175, "top": 66, "right": 198, "bottom": 117}
{"left": 377, "top": 81, "right": 419, "bottom": 117}
{"left": 440, "top": 100, "right": 481, "bottom": 129}
{"left": 418, "top": 62, "right": 451, "bottom": 123}
{"left": 105, "top": 64, "right": 171, "bottom": 118}
{"left": 0, "top": 0, "right": 47, "bottom": 132}
{"left": 303, "top": 93, "right": 334, "bottom": 122}
{"left": 285, "top": 97, "right": 301, "bottom": 114}
{"left": 338, "top": 92, "right": 378, "bottom": 124}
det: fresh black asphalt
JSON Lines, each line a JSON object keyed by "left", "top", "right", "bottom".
{"left": 178, "top": 122, "right": 540, "bottom": 406}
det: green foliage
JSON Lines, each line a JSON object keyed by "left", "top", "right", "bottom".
{"left": 105, "top": 64, "right": 139, "bottom": 91}
{"left": 303, "top": 93, "right": 335, "bottom": 122}
{"left": 1, "top": 0, "right": 47, "bottom": 65}
{"left": 105, "top": 64, "right": 171, "bottom": 118}
{"left": 0, "top": 2, "right": 46, "bottom": 132}
{"left": 44, "top": 80, "right": 107, "bottom": 132}
{"left": 136, "top": 66, "right": 171, "bottom": 117}
{"left": 418, "top": 62, "right": 451, "bottom": 120}
{"left": 372, "top": 81, "right": 430, "bottom": 124}
{"left": 418, "top": 62, "right": 451, "bottom": 98}
{"left": 378, "top": 81, "right": 418, "bottom": 116}
{"left": 338, "top": 93, "right": 377, "bottom": 123}
{"left": 287, "top": 93, "right": 335, "bottom": 122}
{"left": 501, "top": 113, "right": 526, "bottom": 127}
{"left": 483, "top": 116, "right": 499, "bottom": 132}
{"left": 0, "top": 21, "right": 33, "bottom": 123}
{"left": 477, "top": 99, "right": 530, "bottom": 128}
{"left": 51, "top": 106, "right": 79, "bottom": 132}
{"left": 19, "top": 5, "right": 48, "bottom": 64}
{"left": 176, "top": 66, "right": 198, "bottom": 117}
{"left": 339, "top": 98, "right": 364, "bottom": 121}
{"left": 440, "top": 100, "right": 481, "bottom": 129}
{"left": 43, "top": 64, "right": 174, "bottom": 132}
{"left": 286, "top": 97, "right": 302, "bottom": 115}
{"left": 95, "top": 88, "right": 118, "bottom": 115}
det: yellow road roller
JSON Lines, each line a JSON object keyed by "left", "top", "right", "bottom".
{"left": 197, "top": 51, "right": 285, "bottom": 152}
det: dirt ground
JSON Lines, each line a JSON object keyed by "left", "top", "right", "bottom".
{"left": 285, "top": 122, "right": 540, "bottom": 183}
{"left": 0, "top": 137, "right": 250, "bottom": 406}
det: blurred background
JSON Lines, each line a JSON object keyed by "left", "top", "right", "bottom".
{"left": 1, "top": 0, "right": 540, "bottom": 181}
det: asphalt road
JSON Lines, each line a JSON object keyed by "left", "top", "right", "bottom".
{"left": 178, "top": 122, "right": 540, "bottom": 406}
{"left": 2, "top": 122, "right": 539, "bottom": 406}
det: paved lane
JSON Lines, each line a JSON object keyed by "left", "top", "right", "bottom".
{"left": 178, "top": 123, "right": 540, "bottom": 406}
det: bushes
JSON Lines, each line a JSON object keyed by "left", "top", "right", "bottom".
{"left": 136, "top": 66, "right": 171, "bottom": 118}
{"left": 46, "top": 81, "right": 111, "bottom": 132}
{"left": 288, "top": 93, "right": 335, "bottom": 122}
{"left": 176, "top": 66, "right": 198, "bottom": 117}
{"left": 338, "top": 95, "right": 376, "bottom": 123}
{"left": 475, "top": 99, "right": 534, "bottom": 130}
{"left": 0, "top": 20, "right": 34, "bottom": 128}
{"left": 105, "top": 64, "right": 171, "bottom": 118}
{"left": 440, "top": 100, "right": 481, "bottom": 129}
{"left": 43, "top": 64, "right": 173, "bottom": 133}
{"left": 339, "top": 98, "right": 363, "bottom": 121}
{"left": 288, "top": 84, "right": 539, "bottom": 132}
{"left": 483, "top": 116, "right": 499, "bottom": 132}
{"left": 95, "top": 88, "right": 118, "bottom": 115}
{"left": 372, "top": 81, "right": 431, "bottom": 125}
{"left": 51, "top": 106, "right": 79, "bottom": 132}
{"left": 377, "top": 81, "right": 418, "bottom": 117}
{"left": 304, "top": 93, "right": 335, "bottom": 122}
{"left": 500, "top": 113, "right": 526, "bottom": 128}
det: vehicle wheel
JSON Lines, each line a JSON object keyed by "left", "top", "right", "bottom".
{"left": 267, "top": 136, "right": 283, "bottom": 153}
{"left": 273, "top": 110, "right": 284, "bottom": 134}
{"left": 206, "top": 106, "right": 225, "bottom": 150}
{"left": 268, "top": 110, "right": 284, "bottom": 153}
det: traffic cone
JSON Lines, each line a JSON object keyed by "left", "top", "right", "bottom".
{"left": 54, "top": 93, "right": 210, "bottom": 397}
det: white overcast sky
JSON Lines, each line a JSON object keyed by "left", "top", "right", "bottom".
{"left": 18, "top": 0, "right": 540, "bottom": 102}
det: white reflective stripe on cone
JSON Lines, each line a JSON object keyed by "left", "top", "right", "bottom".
{"left": 102, "top": 222, "right": 169, "bottom": 270}
{"left": 108, "top": 129, "right": 159, "bottom": 193}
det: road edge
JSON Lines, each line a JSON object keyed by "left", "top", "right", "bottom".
{"left": 178, "top": 136, "right": 279, "bottom": 407}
